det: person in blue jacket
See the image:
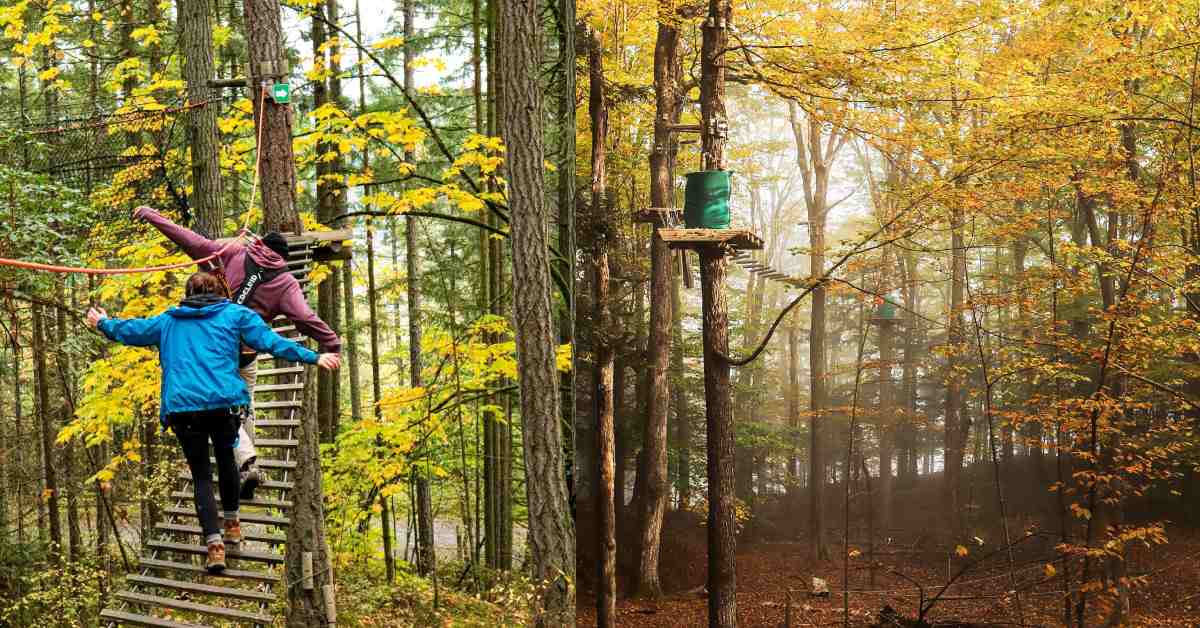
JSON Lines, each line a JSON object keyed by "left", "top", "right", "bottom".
{"left": 86, "top": 271, "right": 339, "bottom": 573}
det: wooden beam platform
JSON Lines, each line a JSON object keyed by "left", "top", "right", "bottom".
{"left": 658, "top": 229, "right": 763, "bottom": 251}
{"left": 215, "top": 228, "right": 353, "bottom": 262}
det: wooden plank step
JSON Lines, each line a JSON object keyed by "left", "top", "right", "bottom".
{"left": 255, "top": 400, "right": 303, "bottom": 410}
{"left": 255, "top": 366, "right": 304, "bottom": 377}
{"left": 139, "top": 557, "right": 279, "bottom": 583}
{"left": 114, "top": 590, "right": 272, "bottom": 624}
{"left": 126, "top": 574, "right": 276, "bottom": 602}
{"left": 207, "top": 457, "right": 296, "bottom": 470}
{"left": 170, "top": 491, "right": 293, "bottom": 510}
{"left": 99, "top": 608, "right": 206, "bottom": 628}
{"left": 244, "top": 438, "right": 299, "bottom": 449}
{"left": 254, "top": 382, "right": 304, "bottom": 392}
{"left": 163, "top": 506, "right": 290, "bottom": 528}
{"left": 156, "top": 522, "right": 286, "bottom": 545}
{"left": 146, "top": 540, "right": 284, "bottom": 564}
{"left": 176, "top": 472, "right": 294, "bottom": 491}
{"left": 250, "top": 419, "right": 300, "bottom": 428}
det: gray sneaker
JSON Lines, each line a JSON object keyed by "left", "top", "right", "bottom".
{"left": 239, "top": 466, "right": 261, "bottom": 501}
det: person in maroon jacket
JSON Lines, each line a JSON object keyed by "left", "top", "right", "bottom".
{"left": 134, "top": 206, "right": 342, "bottom": 499}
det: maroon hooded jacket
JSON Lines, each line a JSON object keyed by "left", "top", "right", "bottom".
{"left": 138, "top": 207, "right": 342, "bottom": 353}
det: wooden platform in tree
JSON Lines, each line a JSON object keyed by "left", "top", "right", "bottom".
{"left": 658, "top": 228, "right": 764, "bottom": 251}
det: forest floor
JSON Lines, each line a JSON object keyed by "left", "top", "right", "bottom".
{"left": 576, "top": 515, "right": 1200, "bottom": 627}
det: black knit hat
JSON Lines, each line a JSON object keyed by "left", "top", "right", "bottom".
{"left": 261, "top": 232, "right": 290, "bottom": 260}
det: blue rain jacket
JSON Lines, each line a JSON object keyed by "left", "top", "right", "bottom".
{"left": 97, "top": 299, "right": 318, "bottom": 418}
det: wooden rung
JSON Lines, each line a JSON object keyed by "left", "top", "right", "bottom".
{"left": 256, "top": 400, "right": 303, "bottom": 409}
{"left": 177, "top": 472, "right": 294, "bottom": 491}
{"left": 114, "top": 590, "right": 273, "bottom": 624}
{"left": 246, "top": 438, "right": 299, "bottom": 448}
{"left": 155, "top": 522, "right": 286, "bottom": 545}
{"left": 254, "top": 383, "right": 305, "bottom": 392}
{"left": 99, "top": 609, "right": 207, "bottom": 628}
{"left": 163, "top": 506, "right": 290, "bottom": 527}
{"left": 257, "top": 351, "right": 303, "bottom": 362}
{"left": 255, "top": 366, "right": 304, "bottom": 377}
{"left": 269, "top": 325, "right": 297, "bottom": 334}
{"left": 254, "top": 419, "right": 301, "bottom": 428}
{"left": 207, "top": 457, "right": 297, "bottom": 470}
{"left": 658, "top": 228, "right": 764, "bottom": 251}
{"left": 125, "top": 574, "right": 276, "bottom": 602}
{"left": 169, "top": 491, "right": 293, "bottom": 510}
{"left": 138, "top": 557, "right": 280, "bottom": 583}
{"left": 146, "top": 540, "right": 284, "bottom": 564}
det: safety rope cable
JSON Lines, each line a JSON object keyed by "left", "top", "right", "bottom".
{"left": 0, "top": 87, "right": 270, "bottom": 275}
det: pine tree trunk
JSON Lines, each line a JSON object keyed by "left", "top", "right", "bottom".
{"left": 944, "top": 203, "right": 967, "bottom": 538}
{"left": 636, "top": 4, "right": 681, "bottom": 599}
{"left": 285, "top": 370, "right": 336, "bottom": 626}
{"left": 497, "top": 0, "right": 575, "bottom": 621}
{"left": 588, "top": 29, "right": 617, "bottom": 626}
{"left": 671, "top": 264, "right": 690, "bottom": 508}
{"left": 243, "top": 0, "right": 300, "bottom": 233}
{"left": 178, "top": 0, "right": 222, "bottom": 235}
{"left": 700, "top": 1, "right": 737, "bottom": 624}
{"left": 312, "top": 0, "right": 337, "bottom": 444}
{"left": 54, "top": 293, "right": 82, "bottom": 562}
{"left": 365, "top": 224, "right": 396, "bottom": 582}
{"left": 33, "top": 302, "right": 61, "bottom": 562}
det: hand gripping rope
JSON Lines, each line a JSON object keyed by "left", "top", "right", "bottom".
{"left": 0, "top": 86, "right": 271, "bottom": 275}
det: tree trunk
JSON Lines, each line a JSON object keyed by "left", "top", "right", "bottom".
{"left": 54, "top": 291, "right": 82, "bottom": 563}
{"left": 636, "top": 8, "right": 681, "bottom": 598}
{"left": 33, "top": 302, "right": 61, "bottom": 562}
{"left": 243, "top": 0, "right": 300, "bottom": 233}
{"left": 312, "top": 0, "right": 337, "bottom": 444}
{"left": 589, "top": 29, "right": 616, "bottom": 625}
{"left": 700, "top": 0, "right": 737, "bottom": 624}
{"left": 944, "top": 203, "right": 968, "bottom": 538}
{"left": 177, "top": 0, "right": 222, "bottom": 235}
{"left": 497, "top": 0, "right": 575, "bottom": 621}
{"left": 672, "top": 262, "right": 690, "bottom": 508}
{"left": 285, "top": 370, "right": 336, "bottom": 626}
{"left": 399, "top": 0, "right": 436, "bottom": 580}
{"left": 556, "top": 0, "right": 577, "bottom": 525}
{"left": 787, "top": 313, "right": 800, "bottom": 505}
{"left": 365, "top": 224, "right": 396, "bottom": 582}
{"left": 877, "top": 317, "right": 897, "bottom": 534}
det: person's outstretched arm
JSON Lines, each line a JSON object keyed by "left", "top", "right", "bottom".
{"left": 277, "top": 282, "right": 342, "bottom": 353}
{"left": 237, "top": 306, "right": 339, "bottom": 369}
{"left": 133, "top": 206, "right": 223, "bottom": 260}
{"left": 87, "top": 307, "right": 166, "bottom": 347}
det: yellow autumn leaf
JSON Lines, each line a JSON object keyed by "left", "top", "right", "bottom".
{"left": 955, "top": 545, "right": 969, "bottom": 557}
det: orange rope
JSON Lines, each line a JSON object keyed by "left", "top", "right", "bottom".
{"left": 0, "top": 86, "right": 271, "bottom": 276}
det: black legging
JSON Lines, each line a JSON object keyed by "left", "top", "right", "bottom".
{"left": 169, "top": 408, "right": 241, "bottom": 542}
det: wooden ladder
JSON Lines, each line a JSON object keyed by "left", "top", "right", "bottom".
{"left": 101, "top": 241, "right": 317, "bottom": 627}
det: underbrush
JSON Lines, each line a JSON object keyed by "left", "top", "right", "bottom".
{"left": 335, "top": 559, "right": 533, "bottom": 627}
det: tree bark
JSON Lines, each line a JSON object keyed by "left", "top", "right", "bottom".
{"left": 700, "top": 0, "right": 737, "bottom": 624}
{"left": 33, "top": 302, "right": 61, "bottom": 563}
{"left": 588, "top": 28, "right": 617, "bottom": 627}
{"left": 671, "top": 261, "right": 690, "bottom": 508}
{"left": 498, "top": 0, "right": 575, "bottom": 621}
{"left": 944, "top": 201, "right": 968, "bottom": 538}
{"left": 636, "top": 9, "right": 681, "bottom": 598}
{"left": 365, "top": 224, "right": 396, "bottom": 582}
{"left": 177, "top": 0, "right": 222, "bottom": 235}
{"left": 312, "top": 0, "right": 337, "bottom": 444}
{"left": 243, "top": 0, "right": 300, "bottom": 233}
{"left": 285, "top": 370, "right": 336, "bottom": 626}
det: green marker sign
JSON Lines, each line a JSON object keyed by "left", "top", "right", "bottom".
{"left": 271, "top": 82, "right": 290, "bottom": 104}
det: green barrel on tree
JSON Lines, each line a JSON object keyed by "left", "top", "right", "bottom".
{"left": 683, "top": 170, "right": 732, "bottom": 229}
{"left": 875, "top": 298, "right": 898, "bottom": 320}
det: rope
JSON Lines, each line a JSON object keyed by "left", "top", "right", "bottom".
{"left": 0, "top": 87, "right": 270, "bottom": 276}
